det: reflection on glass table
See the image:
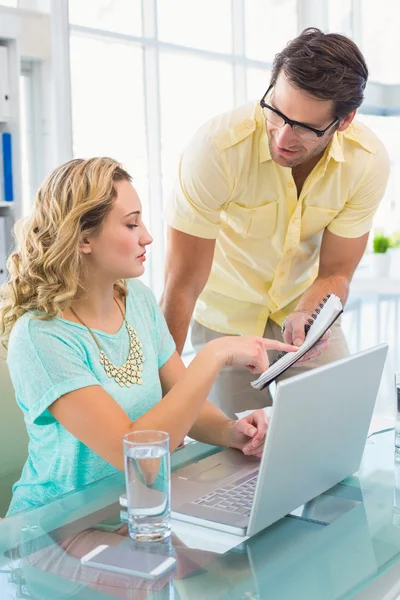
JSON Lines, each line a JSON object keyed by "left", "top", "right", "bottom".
{"left": 393, "top": 445, "right": 400, "bottom": 529}
{"left": 0, "top": 431, "right": 399, "bottom": 599}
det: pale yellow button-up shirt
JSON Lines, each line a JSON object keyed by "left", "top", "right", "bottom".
{"left": 165, "top": 101, "right": 390, "bottom": 336}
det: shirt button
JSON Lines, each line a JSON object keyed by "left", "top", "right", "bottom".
{"left": 288, "top": 182, "right": 294, "bottom": 188}
{"left": 286, "top": 248, "right": 293, "bottom": 255}
{"left": 246, "top": 122, "right": 253, "bottom": 129}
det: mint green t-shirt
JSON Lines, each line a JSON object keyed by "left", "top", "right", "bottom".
{"left": 6, "top": 279, "right": 175, "bottom": 515}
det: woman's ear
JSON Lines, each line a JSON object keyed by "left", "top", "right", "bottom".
{"left": 337, "top": 109, "right": 356, "bottom": 132}
{"left": 79, "top": 236, "right": 92, "bottom": 255}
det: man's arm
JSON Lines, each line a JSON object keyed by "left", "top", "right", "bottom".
{"left": 284, "top": 229, "right": 368, "bottom": 346}
{"left": 289, "top": 137, "right": 389, "bottom": 345}
{"left": 296, "top": 229, "right": 368, "bottom": 311}
{"left": 160, "top": 227, "right": 216, "bottom": 354}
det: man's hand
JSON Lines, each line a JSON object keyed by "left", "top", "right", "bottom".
{"left": 282, "top": 311, "right": 311, "bottom": 347}
{"left": 282, "top": 311, "right": 331, "bottom": 364}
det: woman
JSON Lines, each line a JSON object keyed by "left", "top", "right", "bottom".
{"left": 0, "top": 158, "right": 297, "bottom": 515}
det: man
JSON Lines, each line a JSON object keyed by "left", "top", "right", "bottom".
{"left": 161, "top": 28, "right": 390, "bottom": 418}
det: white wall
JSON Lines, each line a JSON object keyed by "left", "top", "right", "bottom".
{"left": 0, "top": 4, "right": 50, "bottom": 59}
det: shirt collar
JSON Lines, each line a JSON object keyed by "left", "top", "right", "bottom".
{"left": 259, "top": 127, "right": 272, "bottom": 163}
{"left": 258, "top": 106, "right": 272, "bottom": 163}
{"left": 344, "top": 122, "right": 377, "bottom": 154}
{"left": 326, "top": 132, "right": 345, "bottom": 163}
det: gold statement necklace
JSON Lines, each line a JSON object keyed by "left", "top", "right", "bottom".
{"left": 70, "top": 298, "right": 144, "bottom": 387}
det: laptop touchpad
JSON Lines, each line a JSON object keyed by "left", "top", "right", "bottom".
{"left": 190, "top": 462, "right": 238, "bottom": 483}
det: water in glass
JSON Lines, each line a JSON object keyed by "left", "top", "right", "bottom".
{"left": 125, "top": 444, "right": 171, "bottom": 541}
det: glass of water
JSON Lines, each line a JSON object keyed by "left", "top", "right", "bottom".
{"left": 123, "top": 430, "right": 171, "bottom": 542}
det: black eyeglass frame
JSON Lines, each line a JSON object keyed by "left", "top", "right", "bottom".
{"left": 260, "top": 85, "right": 339, "bottom": 138}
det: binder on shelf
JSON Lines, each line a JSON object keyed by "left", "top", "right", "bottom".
{"left": 1, "top": 132, "right": 13, "bottom": 202}
{"left": 0, "top": 46, "right": 10, "bottom": 121}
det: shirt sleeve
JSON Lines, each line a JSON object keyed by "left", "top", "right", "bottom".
{"left": 164, "top": 123, "right": 233, "bottom": 239}
{"left": 327, "top": 143, "right": 390, "bottom": 238}
{"left": 7, "top": 318, "right": 99, "bottom": 425}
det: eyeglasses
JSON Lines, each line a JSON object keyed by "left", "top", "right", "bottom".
{"left": 260, "top": 86, "right": 339, "bottom": 142}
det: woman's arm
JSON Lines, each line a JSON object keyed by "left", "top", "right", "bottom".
{"left": 49, "top": 337, "right": 295, "bottom": 470}
{"left": 48, "top": 341, "right": 225, "bottom": 471}
{"left": 159, "top": 351, "right": 235, "bottom": 446}
{"left": 160, "top": 352, "right": 267, "bottom": 454}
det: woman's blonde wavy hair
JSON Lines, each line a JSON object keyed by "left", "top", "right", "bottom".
{"left": 0, "top": 157, "right": 132, "bottom": 348}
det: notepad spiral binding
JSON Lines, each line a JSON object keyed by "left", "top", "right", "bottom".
{"left": 270, "top": 293, "right": 332, "bottom": 366}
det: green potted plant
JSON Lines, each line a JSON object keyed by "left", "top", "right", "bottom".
{"left": 372, "top": 232, "right": 391, "bottom": 277}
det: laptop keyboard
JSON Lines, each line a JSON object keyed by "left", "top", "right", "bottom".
{"left": 191, "top": 473, "right": 258, "bottom": 516}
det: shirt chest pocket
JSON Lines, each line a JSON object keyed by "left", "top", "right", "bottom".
{"left": 225, "top": 201, "right": 277, "bottom": 239}
{"left": 300, "top": 206, "right": 339, "bottom": 241}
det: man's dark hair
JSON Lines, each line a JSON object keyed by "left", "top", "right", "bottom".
{"left": 270, "top": 28, "right": 368, "bottom": 120}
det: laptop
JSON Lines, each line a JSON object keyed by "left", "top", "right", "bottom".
{"left": 171, "top": 344, "right": 388, "bottom": 536}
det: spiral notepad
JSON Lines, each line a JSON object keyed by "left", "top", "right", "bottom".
{"left": 251, "top": 293, "right": 343, "bottom": 391}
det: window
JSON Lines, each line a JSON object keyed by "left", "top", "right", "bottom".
{"left": 159, "top": 51, "right": 234, "bottom": 206}
{"left": 328, "top": 0, "right": 353, "bottom": 37}
{"left": 245, "top": 0, "right": 297, "bottom": 62}
{"left": 356, "top": 114, "right": 400, "bottom": 237}
{"left": 69, "top": 0, "right": 142, "bottom": 36}
{"left": 69, "top": 33, "right": 149, "bottom": 284}
{"left": 69, "top": 34, "right": 148, "bottom": 211}
{"left": 247, "top": 67, "right": 271, "bottom": 102}
{"left": 157, "top": 0, "right": 232, "bottom": 53}
{"left": 361, "top": 0, "right": 400, "bottom": 84}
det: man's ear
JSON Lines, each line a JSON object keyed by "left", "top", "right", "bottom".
{"left": 79, "top": 236, "right": 92, "bottom": 255}
{"left": 337, "top": 109, "right": 356, "bottom": 132}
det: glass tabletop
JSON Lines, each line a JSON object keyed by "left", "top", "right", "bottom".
{"left": 0, "top": 431, "right": 399, "bottom": 600}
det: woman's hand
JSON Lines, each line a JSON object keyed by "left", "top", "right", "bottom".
{"left": 210, "top": 336, "right": 298, "bottom": 374}
{"left": 227, "top": 410, "right": 268, "bottom": 457}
